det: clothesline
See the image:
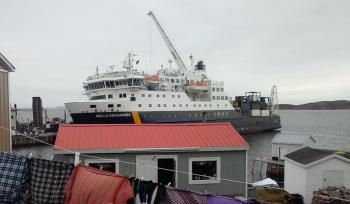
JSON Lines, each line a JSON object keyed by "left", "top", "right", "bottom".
{"left": 2, "top": 126, "right": 250, "bottom": 185}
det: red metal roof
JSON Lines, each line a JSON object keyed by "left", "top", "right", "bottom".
{"left": 55, "top": 123, "right": 249, "bottom": 151}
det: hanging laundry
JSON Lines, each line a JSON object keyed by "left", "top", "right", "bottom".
{"left": 28, "top": 158, "right": 74, "bottom": 204}
{"left": 0, "top": 152, "right": 28, "bottom": 204}
{"left": 206, "top": 195, "right": 247, "bottom": 204}
{"left": 64, "top": 165, "right": 134, "bottom": 204}
{"left": 153, "top": 184, "right": 166, "bottom": 204}
{"left": 162, "top": 187, "right": 207, "bottom": 204}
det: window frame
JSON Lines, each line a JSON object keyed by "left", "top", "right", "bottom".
{"left": 189, "top": 157, "right": 221, "bottom": 184}
{"left": 85, "top": 159, "right": 119, "bottom": 174}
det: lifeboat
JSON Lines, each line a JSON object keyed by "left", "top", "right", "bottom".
{"left": 185, "top": 82, "right": 208, "bottom": 93}
{"left": 144, "top": 75, "right": 160, "bottom": 85}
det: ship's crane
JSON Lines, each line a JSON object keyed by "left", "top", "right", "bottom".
{"left": 147, "top": 11, "right": 188, "bottom": 71}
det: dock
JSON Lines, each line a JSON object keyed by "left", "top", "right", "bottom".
{"left": 11, "top": 133, "right": 56, "bottom": 147}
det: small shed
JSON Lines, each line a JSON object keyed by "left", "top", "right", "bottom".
{"left": 0, "top": 52, "right": 15, "bottom": 152}
{"left": 272, "top": 134, "right": 350, "bottom": 160}
{"left": 284, "top": 147, "right": 350, "bottom": 204}
{"left": 54, "top": 123, "right": 249, "bottom": 197}
{"left": 271, "top": 134, "right": 307, "bottom": 160}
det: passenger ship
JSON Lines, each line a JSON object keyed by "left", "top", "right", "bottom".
{"left": 65, "top": 11, "right": 281, "bottom": 133}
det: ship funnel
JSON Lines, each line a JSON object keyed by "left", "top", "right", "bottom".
{"left": 195, "top": 61, "right": 206, "bottom": 71}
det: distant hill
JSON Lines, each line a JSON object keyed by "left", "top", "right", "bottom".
{"left": 279, "top": 100, "right": 350, "bottom": 110}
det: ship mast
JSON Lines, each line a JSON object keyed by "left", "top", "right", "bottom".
{"left": 147, "top": 11, "right": 188, "bottom": 71}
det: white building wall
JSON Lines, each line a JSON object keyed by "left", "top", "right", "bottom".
{"left": 272, "top": 143, "right": 302, "bottom": 159}
{"left": 284, "top": 160, "right": 307, "bottom": 200}
{"left": 304, "top": 158, "right": 350, "bottom": 204}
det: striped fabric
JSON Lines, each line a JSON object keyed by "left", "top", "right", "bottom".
{"left": 0, "top": 152, "right": 28, "bottom": 204}
{"left": 163, "top": 187, "right": 207, "bottom": 204}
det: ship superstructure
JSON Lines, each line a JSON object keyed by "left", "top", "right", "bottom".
{"left": 65, "top": 11, "right": 281, "bottom": 133}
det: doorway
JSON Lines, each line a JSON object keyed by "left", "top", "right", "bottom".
{"left": 158, "top": 158, "right": 176, "bottom": 186}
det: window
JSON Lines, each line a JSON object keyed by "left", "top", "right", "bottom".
{"left": 163, "top": 104, "right": 166, "bottom": 107}
{"left": 193, "top": 104, "right": 196, "bottom": 107}
{"left": 90, "top": 105, "right": 96, "bottom": 108}
{"left": 119, "top": 94, "right": 123, "bottom": 98}
{"left": 85, "top": 159, "right": 119, "bottom": 173}
{"left": 142, "top": 94, "right": 145, "bottom": 97}
{"left": 216, "top": 96, "right": 220, "bottom": 100}
{"left": 225, "top": 96, "right": 228, "bottom": 100}
{"left": 123, "top": 93, "right": 126, "bottom": 98}
{"left": 171, "top": 79, "right": 175, "bottom": 83}
{"left": 189, "top": 157, "right": 220, "bottom": 184}
{"left": 163, "top": 94, "right": 166, "bottom": 98}
{"left": 130, "top": 97, "right": 136, "bottom": 101}
{"left": 212, "top": 87, "right": 215, "bottom": 92}
{"left": 176, "top": 79, "right": 180, "bottom": 83}
{"left": 117, "top": 104, "right": 121, "bottom": 107}
{"left": 221, "top": 96, "right": 225, "bottom": 100}
{"left": 131, "top": 93, "right": 134, "bottom": 97}
{"left": 173, "top": 104, "right": 176, "bottom": 107}
{"left": 179, "top": 104, "right": 182, "bottom": 107}
{"left": 212, "top": 96, "right": 215, "bottom": 100}
{"left": 177, "top": 95, "right": 180, "bottom": 98}
{"left": 138, "top": 104, "right": 142, "bottom": 107}
{"left": 216, "top": 88, "right": 220, "bottom": 92}
{"left": 158, "top": 104, "right": 161, "bottom": 107}
{"left": 108, "top": 104, "right": 114, "bottom": 108}
{"left": 148, "top": 94, "right": 151, "bottom": 97}
{"left": 172, "top": 95, "right": 175, "bottom": 98}
{"left": 156, "top": 94, "right": 160, "bottom": 98}
{"left": 198, "top": 104, "right": 201, "bottom": 107}
{"left": 185, "top": 104, "right": 188, "bottom": 107}
{"left": 149, "top": 104, "right": 152, "bottom": 107}
{"left": 221, "top": 88, "right": 224, "bottom": 92}
{"left": 108, "top": 94, "right": 113, "bottom": 99}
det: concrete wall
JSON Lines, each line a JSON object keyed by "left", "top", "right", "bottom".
{"left": 55, "top": 150, "right": 247, "bottom": 196}
{"left": 0, "top": 68, "right": 11, "bottom": 152}
{"left": 304, "top": 158, "right": 350, "bottom": 204}
{"left": 284, "top": 160, "right": 307, "bottom": 201}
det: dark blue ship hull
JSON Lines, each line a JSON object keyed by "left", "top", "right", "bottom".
{"left": 70, "top": 110, "right": 281, "bottom": 134}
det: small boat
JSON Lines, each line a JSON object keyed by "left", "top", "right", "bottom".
{"left": 185, "top": 82, "right": 208, "bottom": 93}
{"left": 144, "top": 75, "right": 160, "bottom": 85}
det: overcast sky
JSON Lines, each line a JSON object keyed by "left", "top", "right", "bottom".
{"left": 1, "top": 0, "right": 350, "bottom": 107}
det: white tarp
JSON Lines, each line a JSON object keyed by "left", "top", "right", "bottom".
{"left": 252, "top": 178, "right": 279, "bottom": 187}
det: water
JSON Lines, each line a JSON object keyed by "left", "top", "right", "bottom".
{"left": 13, "top": 110, "right": 350, "bottom": 181}
{"left": 243, "top": 110, "right": 350, "bottom": 182}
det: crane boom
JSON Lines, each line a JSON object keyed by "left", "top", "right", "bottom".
{"left": 148, "top": 11, "right": 187, "bottom": 70}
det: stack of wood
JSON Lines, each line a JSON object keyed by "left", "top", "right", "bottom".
{"left": 312, "top": 187, "right": 350, "bottom": 204}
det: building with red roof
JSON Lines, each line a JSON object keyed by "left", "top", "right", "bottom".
{"left": 54, "top": 123, "right": 249, "bottom": 197}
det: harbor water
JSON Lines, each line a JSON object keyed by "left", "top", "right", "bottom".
{"left": 13, "top": 110, "right": 350, "bottom": 182}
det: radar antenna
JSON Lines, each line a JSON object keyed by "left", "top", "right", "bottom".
{"left": 148, "top": 11, "right": 188, "bottom": 71}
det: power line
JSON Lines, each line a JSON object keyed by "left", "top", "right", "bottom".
{"left": 3, "top": 127, "right": 250, "bottom": 185}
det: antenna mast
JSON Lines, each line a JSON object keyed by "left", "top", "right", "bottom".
{"left": 147, "top": 11, "right": 188, "bottom": 71}
{"left": 269, "top": 85, "right": 279, "bottom": 116}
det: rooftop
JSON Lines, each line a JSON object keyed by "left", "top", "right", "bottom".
{"left": 0, "top": 52, "right": 15, "bottom": 72}
{"left": 285, "top": 147, "right": 350, "bottom": 166}
{"left": 54, "top": 123, "right": 249, "bottom": 153}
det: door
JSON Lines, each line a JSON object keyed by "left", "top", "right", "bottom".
{"left": 158, "top": 158, "right": 176, "bottom": 186}
{"left": 136, "top": 156, "right": 158, "bottom": 182}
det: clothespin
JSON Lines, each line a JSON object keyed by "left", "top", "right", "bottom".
{"left": 74, "top": 152, "right": 80, "bottom": 166}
